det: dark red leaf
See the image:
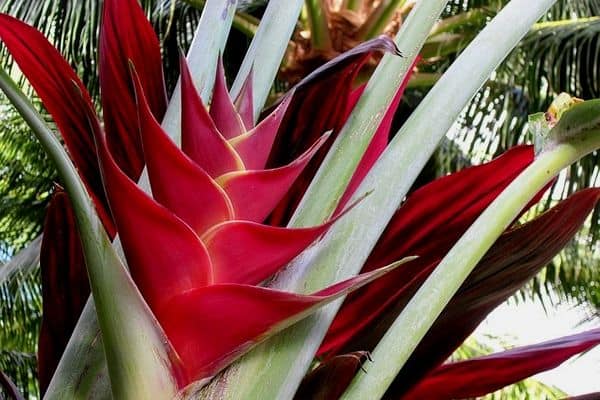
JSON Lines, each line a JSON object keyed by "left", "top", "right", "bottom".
{"left": 132, "top": 69, "right": 234, "bottom": 235}
{"left": 401, "top": 328, "right": 600, "bottom": 399}
{"left": 180, "top": 57, "right": 244, "bottom": 177}
{"left": 99, "top": 0, "right": 167, "bottom": 180}
{"left": 220, "top": 133, "right": 330, "bottom": 222}
{"left": 387, "top": 188, "right": 600, "bottom": 396}
{"left": 37, "top": 191, "right": 89, "bottom": 395}
{"left": 320, "top": 146, "right": 537, "bottom": 356}
{"left": 267, "top": 36, "right": 400, "bottom": 225}
{"left": 294, "top": 352, "right": 370, "bottom": 400}
{"left": 0, "top": 14, "right": 113, "bottom": 233}
{"left": 210, "top": 58, "right": 245, "bottom": 139}
{"left": 156, "top": 263, "right": 402, "bottom": 385}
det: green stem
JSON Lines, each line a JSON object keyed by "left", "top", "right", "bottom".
{"left": 230, "top": 0, "right": 304, "bottom": 122}
{"left": 420, "top": 32, "right": 475, "bottom": 59}
{"left": 428, "top": 8, "right": 488, "bottom": 36}
{"left": 0, "top": 69, "right": 177, "bottom": 400}
{"left": 406, "top": 72, "right": 440, "bottom": 88}
{"left": 183, "top": 0, "right": 259, "bottom": 38}
{"left": 531, "top": 16, "right": 600, "bottom": 30}
{"left": 358, "top": 0, "right": 407, "bottom": 40}
{"left": 233, "top": 11, "right": 260, "bottom": 38}
{"left": 345, "top": 0, "right": 360, "bottom": 11}
{"left": 341, "top": 123, "right": 600, "bottom": 400}
{"left": 306, "top": 0, "right": 332, "bottom": 50}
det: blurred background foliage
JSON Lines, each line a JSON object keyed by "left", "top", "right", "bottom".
{"left": 0, "top": 0, "right": 599, "bottom": 397}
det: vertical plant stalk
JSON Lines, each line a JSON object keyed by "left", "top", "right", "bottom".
{"left": 198, "top": 2, "right": 448, "bottom": 400}
{"left": 345, "top": 0, "right": 361, "bottom": 11}
{"left": 183, "top": 0, "right": 257, "bottom": 40}
{"left": 0, "top": 70, "right": 178, "bottom": 399}
{"left": 229, "top": 0, "right": 304, "bottom": 122}
{"left": 358, "top": 0, "right": 407, "bottom": 40}
{"left": 341, "top": 103, "right": 600, "bottom": 399}
{"left": 306, "top": 0, "right": 332, "bottom": 51}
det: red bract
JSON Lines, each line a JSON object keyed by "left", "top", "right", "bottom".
{"left": 0, "top": 14, "right": 113, "bottom": 235}
{"left": 83, "top": 51, "right": 403, "bottom": 386}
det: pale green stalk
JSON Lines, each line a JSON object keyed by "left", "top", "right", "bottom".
{"left": 198, "top": 2, "right": 447, "bottom": 399}
{"left": 306, "top": 0, "right": 331, "bottom": 50}
{"left": 346, "top": 0, "right": 360, "bottom": 11}
{"left": 0, "top": 69, "right": 178, "bottom": 399}
{"left": 341, "top": 99, "right": 600, "bottom": 400}
{"left": 183, "top": 0, "right": 259, "bottom": 38}
{"left": 229, "top": 0, "right": 304, "bottom": 122}
{"left": 358, "top": 0, "right": 407, "bottom": 40}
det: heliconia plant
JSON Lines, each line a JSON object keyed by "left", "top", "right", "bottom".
{"left": 1, "top": 0, "right": 600, "bottom": 399}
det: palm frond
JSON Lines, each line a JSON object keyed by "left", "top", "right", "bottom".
{"left": 527, "top": 229, "right": 600, "bottom": 318}
{"left": 0, "top": 101, "right": 54, "bottom": 260}
{"left": 0, "top": 239, "right": 42, "bottom": 398}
